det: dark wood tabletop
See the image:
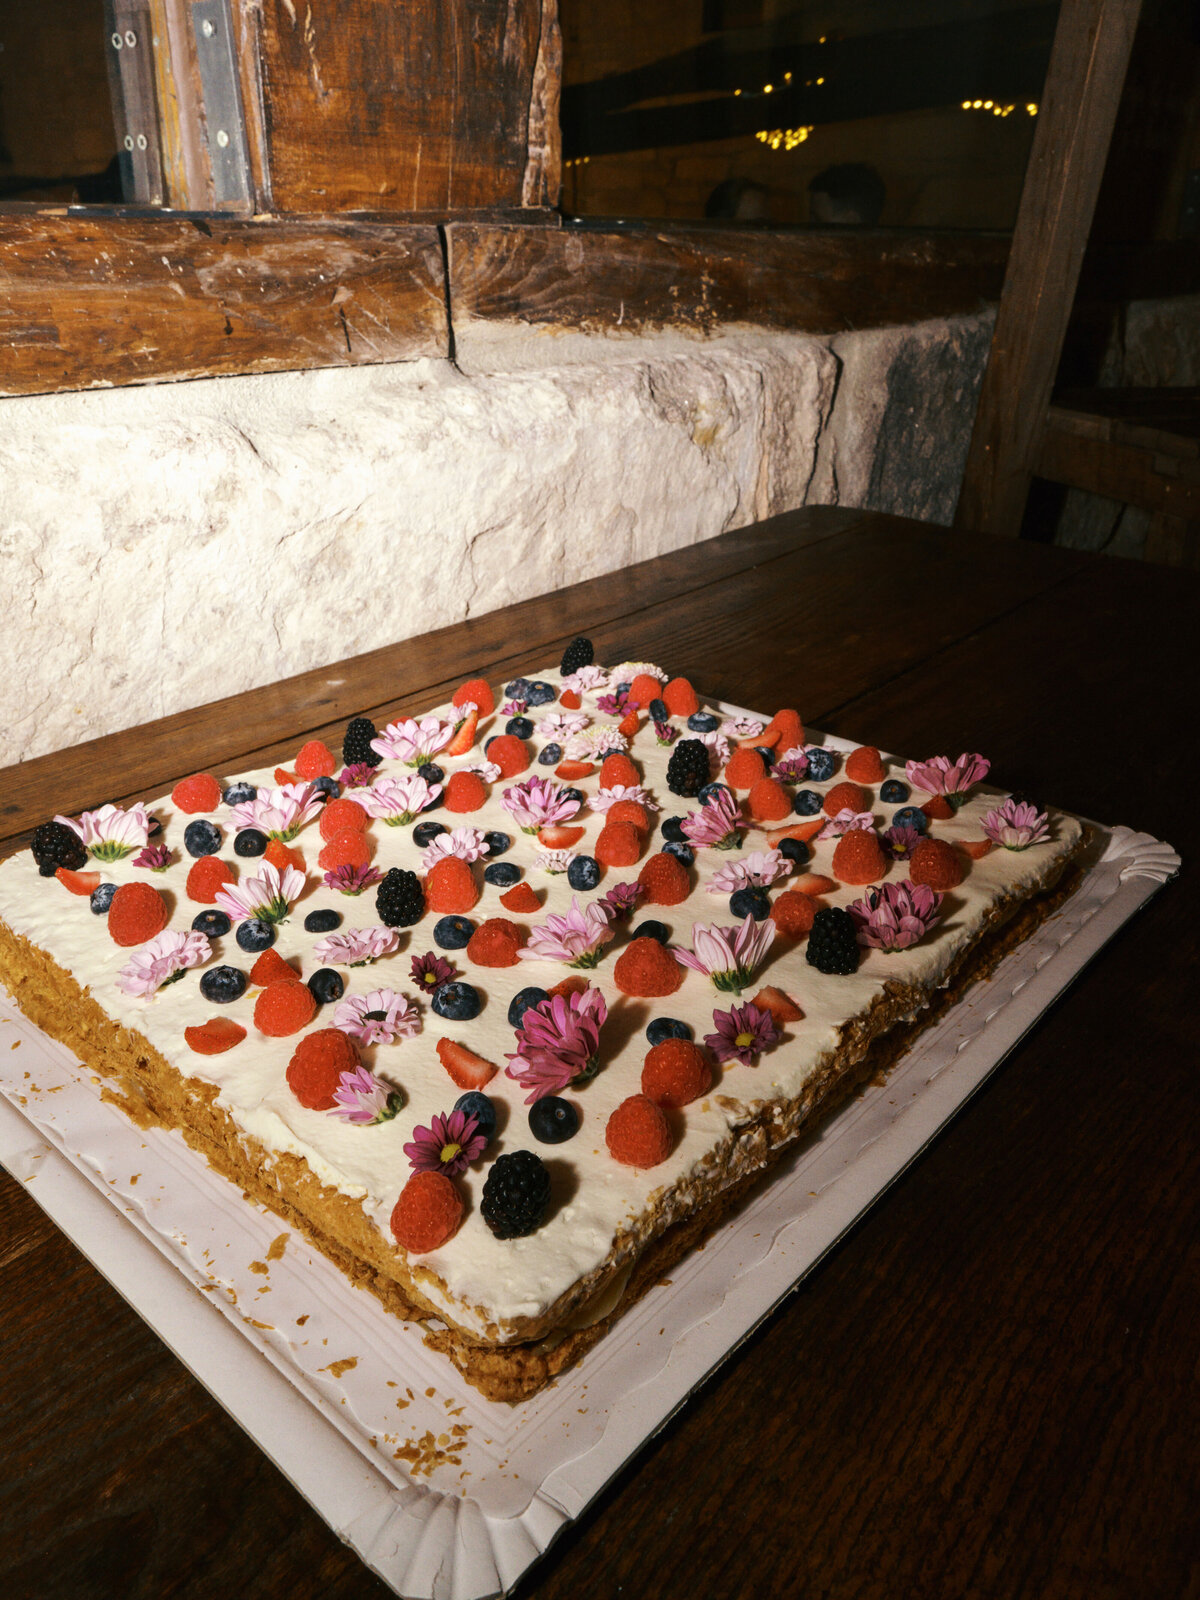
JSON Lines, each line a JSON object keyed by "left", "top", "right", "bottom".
{"left": 2, "top": 507, "right": 1196, "bottom": 1600}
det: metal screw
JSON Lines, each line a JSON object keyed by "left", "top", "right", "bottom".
{"left": 202, "top": 18, "right": 215, "bottom": 36}
{"left": 123, "top": 135, "right": 134, "bottom": 150}
{"left": 124, "top": 29, "right": 137, "bottom": 46}
{"left": 111, "top": 32, "right": 123, "bottom": 48}
{"left": 136, "top": 133, "right": 148, "bottom": 150}
{"left": 216, "top": 129, "right": 230, "bottom": 148}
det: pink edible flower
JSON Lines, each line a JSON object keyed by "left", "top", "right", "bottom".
{"left": 849, "top": 880, "right": 943, "bottom": 951}
{"left": 981, "top": 797, "right": 1051, "bottom": 850}
{"left": 215, "top": 860, "right": 305, "bottom": 926}
{"left": 230, "top": 783, "right": 323, "bottom": 842}
{"left": 566, "top": 725, "right": 628, "bottom": 760}
{"left": 536, "top": 710, "right": 589, "bottom": 739}
{"left": 333, "top": 988, "right": 421, "bottom": 1045}
{"left": 323, "top": 863, "right": 384, "bottom": 895}
{"left": 115, "top": 930, "right": 211, "bottom": 997}
{"left": 500, "top": 698, "right": 529, "bottom": 717}
{"left": 56, "top": 802, "right": 152, "bottom": 862}
{"left": 517, "top": 896, "right": 615, "bottom": 968}
{"left": 882, "top": 825, "right": 923, "bottom": 862}
{"left": 592, "top": 784, "right": 659, "bottom": 814}
{"left": 816, "top": 808, "right": 875, "bottom": 841}
{"left": 720, "top": 716, "right": 765, "bottom": 740}
{"left": 370, "top": 715, "right": 456, "bottom": 767}
{"left": 133, "top": 844, "right": 171, "bottom": 872}
{"left": 681, "top": 788, "right": 745, "bottom": 851}
{"left": 329, "top": 1065, "right": 405, "bottom": 1125}
{"left": 500, "top": 775, "right": 582, "bottom": 833}
{"left": 312, "top": 925, "right": 400, "bottom": 966}
{"left": 596, "top": 690, "right": 631, "bottom": 717}
{"left": 772, "top": 747, "right": 810, "bottom": 782}
{"left": 707, "top": 849, "right": 791, "bottom": 895}
{"left": 403, "top": 1108, "right": 487, "bottom": 1174}
{"left": 675, "top": 916, "right": 776, "bottom": 995}
{"left": 356, "top": 773, "right": 441, "bottom": 826}
{"left": 535, "top": 849, "right": 577, "bottom": 874}
{"left": 420, "top": 826, "right": 489, "bottom": 872}
{"left": 339, "top": 763, "right": 376, "bottom": 788}
{"left": 704, "top": 1001, "right": 778, "bottom": 1066}
{"left": 560, "top": 665, "right": 609, "bottom": 696}
{"left": 904, "top": 754, "right": 991, "bottom": 806}
{"left": 601, "top": 880, "right": 645, "bottom": 919}
{"left": 698, "top": 730, "right": 732, "bottom": 771}
{"left": 654, "top": 720, "right": 679, "bottom": 746}
{"left": 410, "top": 951, "right": 456, "bottom": 992}
{"left": 505, "top": 986, "right": 608, "bottom": 1103}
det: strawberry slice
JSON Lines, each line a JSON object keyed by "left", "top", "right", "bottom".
{"left": 764, "top": 820, "right": 825, "bottom": 846}
{"left": 617, "top": 710, "right": 640, "bottom": 740}
{"left": 958, "top": 838, "right": 995, "bottom": 860}
{"left": 922, "top": 796, "right": 955, "bottom": 821}
{"left": 274, "top": 766, "right": 299, "bottom": 785}
{"left": 184, "top": 1018, "right": 247, "bottom": 1055}
{"left": 444, "top": 705, "right": 479, "bottom": 758}
{"left": 55, "top": 868, "right": 101, "bottom": 896}
{"left": 548, "top": 974, "right": 590, "bottom": 1000}
{"left": 792, "top": 872, "right": 837, "bottom": 896}
{"left": 752, "top": 985, "right": 805, "bottom": 1025}
{"left": 537, "top": 824, "right": 586, "bottom": 849}
{"left": 554, "top": 760, "right": 595, "bottom": 781}
{"left": 435, "top": 1037, "right": 499, "bottom": 1091}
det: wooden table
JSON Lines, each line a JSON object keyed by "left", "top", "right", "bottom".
{"left": 2, "top": 507, "right": 1195, "bottom": 1600}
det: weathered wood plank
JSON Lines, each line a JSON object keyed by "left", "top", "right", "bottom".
{"left": 0, "top": 214, "right": 448, "bottom": 393}
{"left": 447, "top": 222, "right": 1010, "bottom": 339}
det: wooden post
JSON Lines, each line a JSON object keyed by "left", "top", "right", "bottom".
{"left": 954, "top": 0, "right": 1143, "bottom": 538}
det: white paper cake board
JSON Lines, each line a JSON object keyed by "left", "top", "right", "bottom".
{"left": 0, "top": 820, "right": 1179, "bottom": 1600}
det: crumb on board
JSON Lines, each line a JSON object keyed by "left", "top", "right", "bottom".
{"left": 321, "top": 1357, "right": 358, "bottom": 1379}
{"left": 393, "top": 1422, "right": 471, "bottom": 1478}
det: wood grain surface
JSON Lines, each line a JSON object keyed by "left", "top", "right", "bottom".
{"left": 1, "top": 507, "right": 1196, "bottom": 1600}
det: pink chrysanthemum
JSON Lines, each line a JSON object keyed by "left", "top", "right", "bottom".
{"left": 333, "top": 988, "right": 421, "bottom": 1045}
{"left": 706, "top": 849, "right": 791, "bottom": 896}
{"left": 981, "top": 797, "right": 1051, "bottom": 850}
{"left": 904, "top": 753, "right": 991, "bottom": 806}
{"left": 704, "top": 1001, "right": 778, "bottom": 1066}
{"left": 535, "top": 849, "right": 577, "bottom": 875}
{"left": 56, "top": 802, "right": 152, "bottom": 862}
{"left": 370, "top": 715, "right": 457, "bottom": 766}
{"left": 517, "top": 897, "right": 615, "bottom": 967}
{"left": 403, "top": 1109, "right": 487, "bottom": 1175}
{"left": 536, "top": 710, "right": 589, "bottom": 739}
{"left": 559, "top": 664, "right": 609, "bottom": 696}
{"left": 215, "top": 860, "right": 305, "bottom": 926}
{"left": 654, "top": 720, "right": 679, "bottom": 746}
{"left": 848, "top": 880, "right": 943, "bottom": 951}
{"left": 500, "top": 776, "right": 583, "bottom": 833}
{"left": 115, "top": 929, "right": 211, "bottom": 998}
{"left": 356, "top": 773, "right": 442, "bottom": 826}
{"left": 592, "top": 783, "right": 658, "bottom": 814}
{"left": 312, "top": 925, "right": 400, "bottom": 966}
{"left": 339, "top": 763, "right": 376, "bottom": 789}
{"left": 133, "top": 844, "right": 171, "bottom": 872}
{"left": 505, "top": 986, "right": 608, "bottom": 1103}
{"left": 816, "top": 808, "right": 875, "bottom": 841}
{"left": 720, "top": 716, "right": 765, "bottom": 740}
{"left": 323, "top": 863, "right": 385, "bottom": 895}
{"left": 420, "top": 827, "right": 489, "bottom": 872}
{"left": 329, "top": 1065, "right": 406, "bottom": 1125}
{"left": 230, "top": 783, "right": 323, "bottom": 842}
{"left": 681, "top": 788, "right": 745, "bottom": 851}
{"left": 771, "top": 746, "right": 810, "bottom": 783}
{"left": 675, "top": 916, "right": 776, "bottom": 994}
{"left": 601, "top": 880, "right": 645, "bottom": 919}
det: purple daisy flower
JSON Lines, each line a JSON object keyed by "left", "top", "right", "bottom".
{"left": 410, "top": 951, "right": 457, "bottom": 992}
{"left": 704, "top": 1002, "right": 779, "bottom": 1066}
{"left": 882, "top": 824, "right": 923, "bottom": 862}
{"left": 601, "top": 880, "right": 645, "bottom": 919}
{"left": 403, "top": 1109, "right": 487, "bottom": 1176}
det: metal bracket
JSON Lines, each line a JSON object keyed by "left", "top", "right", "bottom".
{"left": 191, "top": 0, "right": 253, "bottom": 208}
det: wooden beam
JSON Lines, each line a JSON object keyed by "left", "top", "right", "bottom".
{"left": 954, "top": 0, "right": 1143, "bottom": 539}
{"left": 0, "top": 214, "right": 448, "bottom": 395}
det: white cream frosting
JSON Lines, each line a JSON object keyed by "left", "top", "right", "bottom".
{"left": 0, "top": 675, "right": 1082, "bottom": 1340}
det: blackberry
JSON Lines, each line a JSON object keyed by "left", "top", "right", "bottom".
{"left": 525, "top": 681, "right": 556, "bottom": 707}
{"left": 806, "top": 907, "right": 860, "bottom": 976}
{"left": 236, "top": 918, "right": 276, "bottom": 953}
{"left": 729, "top": 887, "right": 770, "bottom": 921}
{"left": 484, "top": 861, "right": 521, "bottom": 887}
{"left": 191, "top": 908, "right": 231, "bottom": 937}
{"left": 304, "top": 908, "right": 342, "bottom": 933}
{"left": 413, "top": 821, "right": 447, "bottom": 848}
{"left": 666, "top": 739, "right": 710, "bottom": 798}
{"left": 559, "top": 636, "right": 594, "bottom": 676}
{"left": 481, "top": 1149, "right": 551, "bottom": 1239}
{"left": 199, "top": 965, "right": 248, "bottom": 1004}
{"left": 508, "top": 986, "right": 550, "bottom": 1028}
{"left": 184, "top": 819, "right": 222, "bottom": 858}
{"left": 663, "top": 841, "right": 695, "bottom": 868}
{"left": 632, "top": 920, "right": 670, "bottom": 945}
{"left": 342, "top": 716, "right": 382, "bottom": 770}
{"left": 376, "top": 868, "right": 424, "bottom": 928}
{"left": 484, "top": 831, "right": 511, "bottom": 856}
{"left": 793, "top": 789, "right": 823, "bottom": 817}
{"left": 661, "top": 815, "right": 687, "bottom": 843}
{"left": 567, "top": 855, "right": 601, "bottom": 892}
{"left": 307, "top": 968, "right": 344, "bottom": 1005}
{"left": 222, "top": 782, "right": 258, "bottom": 806}
{"left": 506, "top": 716, "right": 534, "bottom": 739}
{"left": 431, "top": 980, "right": 481, "bottom": 1021}
{"left": 30, "top": 820, "right": 87, "bottom": 878}
{"left": 687, "top": 712, "right": 720, "bottom": 733}
{"left": 880, "top": 779, "right": 909, "bottom": 804}
{"left": 454, "top": 1091, "right": 496, "bottom": 1144}
{"left": 234, "top": 828, "right": 268, "bottom": 857}
{"left": 806, "top": 748, "right": 837, "bottom": 782}
{"left": 90, "top": 883, "right": 118, "bottom": 916}
{"left": 649, "top": 697, "right": 669, "bottom": 722}
{"left": 433, "top": 915, "right": 474, "bottom": 949}
{"left": 647, "top": 1016, "right": 690, "bottom": 1046}
{"left": 529, "top": 1097, "right": 579, "bottom": 1144}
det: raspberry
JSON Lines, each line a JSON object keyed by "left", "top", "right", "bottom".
{"left": 600, "top": 753, "right": 640, "bottom": 789}
{"left": 748, "top": 777, "right": 791, "bottom": 821}
{"left": 294, "top": 740, "right": 336, "bottom": 780}
{"left": 832, "top": 829, "right": 887, "bottom": 885}
{"left": 823, "top": 781, "right": 869, "bottom": 817}
{"left": 425, "top": 856, "right": 480, "bottom": 913}
{"left": 845, "top": 746, "right": 885, "bottom": 783}
{"left": 254, "top": 979, "right": 318, "bottom": 1037}
{"left": 500, "top": 881, "right": 541, "bottom": 913}
{"left": 285, "top": 1028, "right": 359, "bottom": 1108}
{"left": 264, "top": 839, "right": 307, "bottom": 874}
{"left": 595, "top": 820, "right": 643, "bottom": 867}
{"left": 606, "top": 1094, "right": 673, "bottom": 1167}
{"left": 107, "top": 882, "right": 169, "bottom": 947}
{"left": 184, "top": 1018, "right": 247, "bottom": 1055}
{"left": 613, "top": 936, "right": 684, "bottom": 997}
{"left": 250, "top": 948, "right": 295, "bottom": 986}
{"left": 452, "top": 677, "right": 496, "bottom": 716}
{"left": 769, "top": 891, "right": 818, "bottom": 937}
{"left": 319, "top": 797, "right": 368, "bottom": 841}
{"left": 628, "top": 674, "right": 663, "bottom": 709}
{"left": 763, "top": 708, "right": 805, "bottom": 749}
{"left": 910, "top": 837, "right": 966, "bottom": 891}
{"left": 559, "top": 688, "right": 582, "bottom": 709}
{"left": 637, "top": 851, "right": 691, "bottom": 905}
{"left": 641, "top": 1039, "right": 711, "bottom": 1107}
{"left": 172, "top": 773, "right": 222, "bottom": 814}
{"left": 466, "top": 917, "right": 523, "bottom": 966}
{"left": 661, "top": 677, "right": 700, "bottom": 717}
{"left": 317, "top": 830, "right": 372, "bottom": 871}
{"left": 486, "top": 734, "right": 529, "bottom": 779}
{"left": 444, "top": 771, "right": 487, "bottom": 813}
{"left": 752, "top": 985, "right": 804, "bottom": 1025}
{"left": 186, "top": 856, "right": 236, "bottom": 904}
{"left": 725, "top": 747, "right": 768, "bottom": 790}
{"left": 391, "top": 1170, "right": 463, "bottom": 1254}
{"left": 922, "top": 795, "right": 956, "bottom": 821}
{"left": 617, "top": 709, "right": 641, "bottom": 740}
{"left": 607, "top": 798, "right": 651, "bottom": 832}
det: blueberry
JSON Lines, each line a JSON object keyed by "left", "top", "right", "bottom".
{"left": 222, "top": 782, "right": 258, "bottom": 806}
{"left": 313, "top": 776, "right": 341, "bottom": 799}
{"left": 184, "top": 819, "right": 222, "bottom": 858}
{"left": 881, "top": 779, "right": 910, "bottom": 804}
{"left": 698, "top": 782, "right": 733, "bottom": 806}
{"left": 431, "top": 980, "right": 481, "bottom": 1021}
{"left": 304, "top": 908, "right": 342, "bottom": 933}
{"left": 508, "top": 986, "right": 550, "bottom": 1028}
{"left": 687, "top": 712, "right": 720, "bottom": 733}
{"left": 433, "top": 915, "right": 475, "bottom": 950}
{"left": 454, "top": 1091, "right": 496, "bottom": 1144}
{"left": 778, "top": 837, "right": 810, "bottom": 865}
{"left": 892, "top": 806, "right": 929, "bottom": 834}
{"left": 525, "top": 681, "right": 556, "bottom": 706}
{"left": 793, "top": 789, "right": 823, "bottom": 816}
{"left": 730, "top": 887, "right": 770, "bottom": 921}
{"left": 417, "top": 762, "right": 445, "bottom": 787}
{"left": 754, "top": 745, "right": 776, "bottom": 765}
{"left": 663, "top": 841, "right": 695, "bottom": 868}
{"left": 661, "top": 815, "right": 687, "bottom": 843}
{"left": 806, "top": 748, "right": 837, "bottom": 782}
{"left": 632, "top": 920, "right": 670, "bottom": 945}
{"left": 413, "top": 821, "right": 447, "bottom": 848}
{"left": 234, "top": 828, "right": 268, "bottom": 857}
{"left": 528, "top": 1096, "right": 579, "bottom": 1144}
{"left": 560, "top": 787, "right": 586, "bottom": 806}
{"left": 191, "top": 908, "right": 232, "bottom": 937}
{"left": 484, "top": 831, "right": 511, "bottom": 857}
{"left": 506, "top": 716, "right": 534, "bottom": 739}
{"left": 567, "top": 854, "right": 601, "bottom": 891}
{"left": 307, "top": 967, "right": 345, "bottom": 1005}
{"left": 538, "top": 743, "right": 563, "bottom": 766}
{"left": 484, "top": 861, "right": 521, "bottom": 888}
{"left": 89, "top": 883, "right": 117, "bottom": 915}
{"left": 647, "top": 1016, "right": 691, "bottom": 1046}
{"left": 649, "top": 697, "right": 669, "bottom": 721}
{"left": 236, "top": 918, "right": 276, "bottom": 952}
{"left": 614, "top": 682, "right": 632, "bottom": 697}
{"left": 504, "top": 677, "right": 534, "bottom": 700}
{"left": 199, "top": 965, "right": 247, "bottom": 1004}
